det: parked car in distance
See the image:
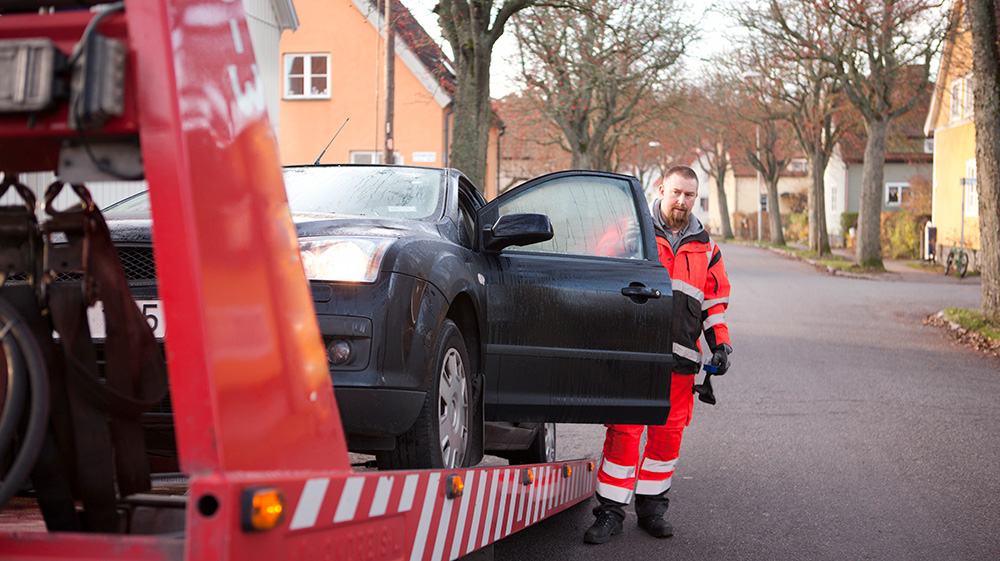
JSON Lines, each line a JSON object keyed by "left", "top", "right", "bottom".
{"left": 101, "top": 165, "right": 677, "bottom": 470}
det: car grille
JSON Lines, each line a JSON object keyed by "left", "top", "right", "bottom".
{"left": 117, "top": 247, "right": 157, "bottom": 281}
{"left": 2, "top": 246, "right": 157, "bottom": 283}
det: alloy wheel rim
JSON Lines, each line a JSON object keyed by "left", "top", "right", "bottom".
{"left": 438, "top": 347, "right": 469, "bottom": 468}
{"left": 544, "top": 423, "right": 556, "bottom": 462}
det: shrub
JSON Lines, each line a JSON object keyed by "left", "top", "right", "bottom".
{"left": 785, "top": 212, "right": 808, "bottom": 243}
{"left": 840, "top": 212, "right": 858, "bottom": 237}
{"left": 880, "top": 211, "right": 928, "bottom": 259}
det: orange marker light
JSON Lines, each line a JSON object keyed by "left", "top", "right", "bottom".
{"left": 562, "top": 464, "right": 572, "bottom": 478}
{"left": 241, "top": 487, "right": 286, "bottom": 532}
{"left": 588, "top": 461, "right": 595, "bottom": 472}
{"left": 522, "top": 468, "right": 534, "bottom": 486}
{"left": 446, "top": 474, "right": 464, "bottom": 499}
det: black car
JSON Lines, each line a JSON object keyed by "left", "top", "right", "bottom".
{"left": 101, "top": 165, "right": 676, "bottom": 470}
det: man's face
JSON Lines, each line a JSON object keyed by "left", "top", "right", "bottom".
{"left": 658, "top": 174, "right": 699, "bottom": 229}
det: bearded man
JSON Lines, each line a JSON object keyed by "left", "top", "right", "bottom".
{"left": 583, "top": 165, "right": 733, "bottom": 544}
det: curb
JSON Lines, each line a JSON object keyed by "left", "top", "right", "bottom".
{"left": 741, "top": 242, "right": 879, "bottom": 280}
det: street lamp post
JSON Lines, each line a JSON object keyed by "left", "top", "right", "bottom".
{"left": 742, "top": 70, "right": 765, "bottom": 243}
{"left": 755, "top": 124, "right": 762, "bottom": 242}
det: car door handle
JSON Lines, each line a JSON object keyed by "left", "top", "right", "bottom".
{"left": 621, "top": 286, "right": 661, "bottom": 299}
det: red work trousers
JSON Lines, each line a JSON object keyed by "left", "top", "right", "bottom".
{"left": 595, "top": 373, "right": 694, "bottom": 512}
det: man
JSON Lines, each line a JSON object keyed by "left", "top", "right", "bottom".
{"left": 584, "top": 165, "right": 732, "bottom": 544}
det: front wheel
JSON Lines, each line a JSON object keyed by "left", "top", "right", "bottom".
{"left": 957, "top": 252, "right": 969, "bottom": 278}
{"left": 944, "top": 250, "right": 955, "bottom": 275}
{"left": 376, "top": 319, "right": 471, "bottom": 470}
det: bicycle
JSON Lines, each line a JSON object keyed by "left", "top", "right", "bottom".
{"left": 944, "top": 244, "right": 969, "bottom": 278}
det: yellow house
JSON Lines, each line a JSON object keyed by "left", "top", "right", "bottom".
{"left": 279, "top": 0, "right": 502, "bottom": 198}
{"left": 924, "top": 1, "right": 981, "bottom": 267}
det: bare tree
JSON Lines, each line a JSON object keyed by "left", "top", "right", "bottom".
{"left": 616, "top": 90, "right": 697, "bottom": 196}
{"left": 758, "top": 0, "right": 948, "bottom": 267}
{"left": 512, "top": 0, "right": 695, "bottom": 171}
{"left": 688, "top": 71, "right": 748, "bottom": 239}
{"left": 967, "top": 0, "right": 1000, "bottom": 319}
{"left": 435, "top": 0, "right": 550, "bottom": 188}
{"left": 737, "top": 4, "right": 855, "bottom": 256}
{"left": 741, "top": 105, "right": 795, "bottom": 246}
{"left": 824, "top": 0, "right": 948, "bottom": 267}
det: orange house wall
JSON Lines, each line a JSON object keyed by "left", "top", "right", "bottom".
{"left": 279, "top": 0, "right": 447, "bottom": 168}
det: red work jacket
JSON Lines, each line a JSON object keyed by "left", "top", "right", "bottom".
{"left": 654, "top": 226, "right": 731, "bottom": 374}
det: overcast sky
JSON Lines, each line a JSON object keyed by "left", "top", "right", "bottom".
{"left": 403, "top": 0, "right": 733, "bottom": 98}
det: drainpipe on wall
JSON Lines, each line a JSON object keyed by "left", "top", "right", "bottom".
{"left": 495, "top": 125, "right": 505, "bottom": 200}
{"left": 444, "top": 104, "right": 455, "bottom": 168}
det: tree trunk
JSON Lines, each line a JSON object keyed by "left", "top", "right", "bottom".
{"left": 767, "top": 175, "right": 785, "bottom": 245}
{"left": 809, "top": 147, "right": 831, "bottom": 256}
{"left": 856, "top": 118, "right": 888, "bottom": 267}
{"left": 969, "top": 0, "right": 1000, "bottom": 320}
{"left": 572, "top": 149, "right": 592, "bottom": 170}
{"left": 448, "top": 50, "right": 492, "bottom": 190}
{"left": 712, "top": 162, "right": 733, "bottom": 239}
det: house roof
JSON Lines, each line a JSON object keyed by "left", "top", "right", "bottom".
{"left": 354, "top": 0, "right": 456, "bottom": 107}
{"left": 923, "top": 0, "right": 1000, "bottom": 134}
{"left": 842, "top": 74, "right": 934, "bottom": 164}
{"left": 923, "top": 1, "right": 963, "bottom": 135}
{"left": 271, "top": 0, "right": 300, "bottom": 31}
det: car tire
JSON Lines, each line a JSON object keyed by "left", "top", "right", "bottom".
{"left": 376, "top": 319, "right": 471, "bottom": 470}
{"left": 507, "top": 423, "right": 557, "bottom": 465}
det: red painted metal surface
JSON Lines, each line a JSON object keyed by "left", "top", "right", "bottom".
{"left": 122, "top": 0, "right": 348, "bottom": 475}
{"left": 0, "top": 2, "right": 597, "bottom": 559}
{"left": 181, "top": 460, "right": 595, "bottom": 561}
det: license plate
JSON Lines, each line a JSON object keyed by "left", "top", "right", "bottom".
{"left": 88, "top": 300, "right": 166, "bottom": 339}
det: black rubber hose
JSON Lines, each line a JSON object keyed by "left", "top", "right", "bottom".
{"left": 0, "top": 295, "right": 50, "bottom": 508}
{"left": 0, "top": 321, "right": 28, "bottom": 459}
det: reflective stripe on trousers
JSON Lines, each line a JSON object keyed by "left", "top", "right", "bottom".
{"left": 595, "top": 373, "right": 694, "bottom": 505}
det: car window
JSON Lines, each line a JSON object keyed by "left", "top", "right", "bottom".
{"left": 496, "top": 175, "right": 643, "bottom": 259}
{"left": 283, "top": 166, "right": 445, "bottom": 220}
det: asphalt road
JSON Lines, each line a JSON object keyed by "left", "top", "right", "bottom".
{"left": 492, "top": 242, "right": 998, "bottom": 561}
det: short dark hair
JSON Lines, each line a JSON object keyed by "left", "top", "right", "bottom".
{"left": 664, "top": 165, "right": 698, "bottom": 186}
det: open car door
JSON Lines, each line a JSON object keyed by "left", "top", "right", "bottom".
{"left": 478, "top": 171, "right": 674, "bottom": 425}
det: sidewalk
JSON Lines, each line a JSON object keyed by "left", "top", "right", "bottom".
{"left": 772, "top": 243, "right": 980, "bottom": 284}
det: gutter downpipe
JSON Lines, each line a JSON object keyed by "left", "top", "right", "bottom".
{"left": 496, "top": 125, "right": 505, "bottom": 199}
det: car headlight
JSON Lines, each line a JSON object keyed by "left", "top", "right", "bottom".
{"left": 299, "top": 237, "right": 392, "bottom": 283}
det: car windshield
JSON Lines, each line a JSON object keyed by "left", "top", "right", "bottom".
{"left": 103, "top": 165, "right": 447, "bottom": 220}
{"left": 284, "top": 166, "right": 445, "bottom": 220}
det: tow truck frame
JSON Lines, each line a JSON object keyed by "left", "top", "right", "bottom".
{"left": 0, "top": 2, "right": 596, "bottom": 559}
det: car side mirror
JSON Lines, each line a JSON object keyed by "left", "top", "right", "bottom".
{"left": 482, "top": 213, "right": 553, "bottom": 252}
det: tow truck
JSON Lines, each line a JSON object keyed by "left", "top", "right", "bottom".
{"left": 0, "top": 1, "right": 602, "bottom": 559}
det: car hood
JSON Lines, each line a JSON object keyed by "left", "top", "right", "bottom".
{"left": 105, "top": 213, "right": 442, "bottom": 243}
{"left": 292, "top": 213, "right": 441, "bottom": 240}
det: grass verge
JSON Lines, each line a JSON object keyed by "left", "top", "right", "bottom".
{"left": 943, "top": 308, "right": 1000, "bottom": 342}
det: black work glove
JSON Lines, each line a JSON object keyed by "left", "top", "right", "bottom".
{"left": 708, "top": 344, "right": 732, "bottom": 375}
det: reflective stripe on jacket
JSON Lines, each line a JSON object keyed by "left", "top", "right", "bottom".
{"left": 654, "top": 225, "right": 731, "bottom": 374}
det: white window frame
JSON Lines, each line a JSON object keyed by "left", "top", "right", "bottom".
{"left": 963, "top": 73, "right": 974, "bottom": 119}
{"left": 965, "top": 158, "right": 979, "bottom": 217}
{"left": 283, "top": 53, "right": 330, "bottom": 100}
{"left": 885, "top": 182, "right": 908, "bottom": 207}
{"left": 950, "top": 79, "right": 962, "bottom": 122}
{"left": 350, "top": 150, "right": 404, "bottom": 165}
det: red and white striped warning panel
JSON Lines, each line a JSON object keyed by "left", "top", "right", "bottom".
{"left": 285, "top": 460, "right": 596, "bottom": 561}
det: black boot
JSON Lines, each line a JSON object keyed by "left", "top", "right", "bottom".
{"left": 635, "top": 491, "right": 672, "bottom": 538}
{"left": 638, "top": 515, "right": 673, "bottom": 538}
{"left": 584, "top": 511, "right": 623, "bottom": 544}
